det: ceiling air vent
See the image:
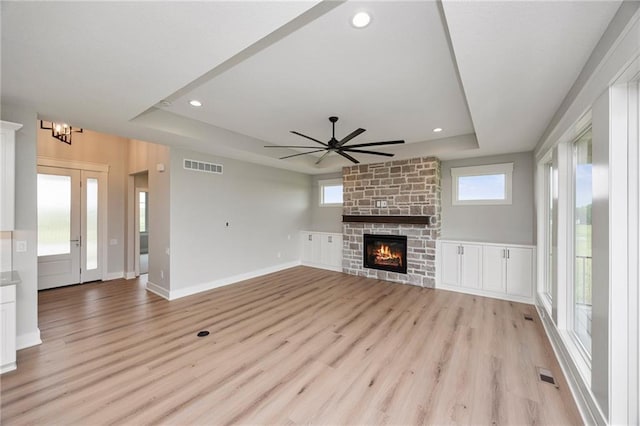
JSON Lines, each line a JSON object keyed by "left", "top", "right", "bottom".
{"left": 184, "top": 159, "right": 223, "bottom": 175}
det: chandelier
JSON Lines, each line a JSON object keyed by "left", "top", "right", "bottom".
{"left": 40, "top": 120, "right": 83, "bottom": 144}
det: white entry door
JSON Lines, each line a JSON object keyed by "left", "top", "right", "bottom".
{"left": 38, "top": 166, "right": 104, "bottom": 289}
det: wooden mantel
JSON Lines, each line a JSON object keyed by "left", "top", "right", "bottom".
{"left": 342, "top": 215, "right": 431, "bottom": 225}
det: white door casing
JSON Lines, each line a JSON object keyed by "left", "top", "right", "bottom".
{"left": 37, "top": 163, "right": 107, "bottom": 289}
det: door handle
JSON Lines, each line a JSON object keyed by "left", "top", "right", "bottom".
{"left": 507, "top": 249, "right": 510, "bottom": 259}
{"left": 70, "top": 237, "right": 81, "bottom": 246}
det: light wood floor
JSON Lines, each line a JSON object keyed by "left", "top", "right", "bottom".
{"left": 1, "top": 267, "right": 581, "bottom": 425}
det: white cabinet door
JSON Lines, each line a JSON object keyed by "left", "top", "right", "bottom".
{"left": 460, "top": 244, "right": 482, "bottom": 289}
{"left": 321, "top": 234, "right": 337, "bottom": 266}
{"left": 301, "top": 233, "right": 314, "bottom": 263}
{"left": 440, "top": 242, "right": 461, "bottom": 286}
{"left": 505, "top": 247, "right": 533, "bottom": 297}
{"left": 326, "top": 234, "right": 343, "bottom": 268}
{"left": 482, "top": 246, "right": 506, "bottom": 293}
{"left": 0, "top": 121, "right": 21, "bottom": 231}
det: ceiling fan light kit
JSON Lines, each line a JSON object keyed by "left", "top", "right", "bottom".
{"left": 265, "top": 116, "right": 404, "bottom": 165}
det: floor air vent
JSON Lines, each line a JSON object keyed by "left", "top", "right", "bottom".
{"left": 537, "top": 367, "right": 557, "bottom": 387}
{"left": 184, "top": 159, "right": 223, "bottom": 174}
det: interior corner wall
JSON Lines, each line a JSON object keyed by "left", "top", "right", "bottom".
{"left": 143, "top": 142, "right": 171, "bottom": 292}
{"left": 168, "top": 148, "right": 311, "bottom": 295}
{"left": 441, "top": 151, "right": 535, "bottom": 245}
{"left": 37, "top": 128, "right": 129, "bottom": 278}
{"left": 1, "top": 103, "right": 39, "bottom": 344}
{"left": 309, "top": 171, "right": 343, "bottom": 233}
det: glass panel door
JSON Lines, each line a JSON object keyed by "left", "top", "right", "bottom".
{"left": 37, "top": 166, "right": 81, "bottom": 289}
{"left": 37, "top": 166, "right": 105, "bottom": 288}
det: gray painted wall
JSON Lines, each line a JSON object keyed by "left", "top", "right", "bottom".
{"left": 126, "top": 139, "right": 172, "bottom": 291}
{"left": 309, "top": 171, "right": 343, "bottom": 233}
{"left": 169, "top": 148, "right": 310, "bottom": 291}
{"left": 2, "top": 104, "right": 39, "bottom": 344}
{"left": 441, "top": 151, "right": 535, "bottom": 245}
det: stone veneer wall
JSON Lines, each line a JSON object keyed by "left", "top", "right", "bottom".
{"left": 342, "top": 157, "right": 441, "bottom": 287}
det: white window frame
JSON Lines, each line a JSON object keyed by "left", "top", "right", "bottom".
{"left": 567, "top": 125, "right": 593, "bottom": 366}
{"left": 537, "top": 152, "right": 554, "bottom": 314}
{"left": 319, "top": 178, "right": 343, "bottom": 206}
{"left": 451, "top": 163, "right": 513, "bottom": 205}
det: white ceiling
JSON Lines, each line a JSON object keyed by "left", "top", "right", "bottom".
{"left": 1, "top": 1, "right": 622, "bottom": 174}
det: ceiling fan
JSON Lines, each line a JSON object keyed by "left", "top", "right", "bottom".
{"left": 265, "top": 116, "right": 405, "bottom": 165}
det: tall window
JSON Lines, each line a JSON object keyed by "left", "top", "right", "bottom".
{"left": 544, "top": 161, "right": 554, "bottom": 302}
{"left": 573, "top": 128, "right": 593, "bottom": 355}
{"left": 139, "top": 191, "right": 148, "bottom": 233}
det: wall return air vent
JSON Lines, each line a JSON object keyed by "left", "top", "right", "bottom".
{"left": 184, "top": 159, "right": 223, "bottom": 174}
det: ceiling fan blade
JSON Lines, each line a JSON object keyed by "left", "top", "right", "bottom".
{"left": 337, "top": 150, "right": 360, "bottom": 164}
{"left": 341, "top": 148, "right": 395, "bottom": 157}
{"left": 264, "top": 145, "right": 327, "bottom": 149}
{"left": 345, "top": 140, "right": 405, "bottom": 149}
{"left": 279, "top": 149, "right": 326, "bottom": 160}
{"left": 290, "top": 131, "right": 328, "bottom": 147}
{"left": 338, "top": 128, "right": 366, "bottom": 146}
{"left": 315, "top": 151, "right": 332, "bottom": 165}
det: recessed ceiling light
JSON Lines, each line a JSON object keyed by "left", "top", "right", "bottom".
{"left": 351, "top": 12, "right": 371, "bottom": 29}
{"left": 433, "top": 127, "right": 443, "bottom": 133}
{"left": 189, "top": 100, "right": 202, "bottom": 107}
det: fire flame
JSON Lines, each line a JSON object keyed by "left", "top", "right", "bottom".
{"left": 374, "top": 244, "right": 402, "bottom": 266}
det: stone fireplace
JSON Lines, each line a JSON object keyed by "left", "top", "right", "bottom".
{"left": 342, "top": 157, "right": 441, "bottom": 287}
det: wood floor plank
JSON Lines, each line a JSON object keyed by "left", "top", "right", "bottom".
{"left": 1, "top": 266, "right": 581, "bottom": 425}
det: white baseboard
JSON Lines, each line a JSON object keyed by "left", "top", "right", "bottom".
{"left": 146, "top": 280, "right": 170, "bottom": 300}
{"left": 436, "top": 283, "right": 534, "bottom": 305}
{"left": 300, "top": 261, "right": 342, "bottom": 273}
{"left": 16, "top": 328, "right": 42, "bottom": 350}
{"left": 1, "top": 362, "right": 16, "bottom": 374}
{"left": 535, "top": 297, "right": 606, "bottom": 425}
{"left": 124, "top": 271, "right": 136, "bottom": 280}
{"left": 169, "top": 261, "right": 301, "bottom": 300}
{"left": 103, "top": 271, "right": 124, "bottom": 281}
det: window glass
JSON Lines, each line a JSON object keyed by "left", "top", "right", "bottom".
{"left": 451, "top": 163, "right": 513, "bottom": 205}
{"left": 320, "top": 180, "right": 343, "bottom": 205}
{"left": 139, "top": 192, "right": 147, "bottom": 233}
{"left": 86, "top": 178, "right": 98, "bottom": 270}
{"left": 37, "top": 174, "right": 71, "bottom": 256}
{"left": 458, "top": 174, "right": 506, "bottom": 201}
{"left": 573, "top": 128, "right": 592, "bottom": 355}
{"left": 545, "top": 162, "right": 554, "bottom": 300}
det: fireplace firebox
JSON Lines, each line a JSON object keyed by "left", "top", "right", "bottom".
{"left": 363, "top": 234, "right": 408, "bottom": 274}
